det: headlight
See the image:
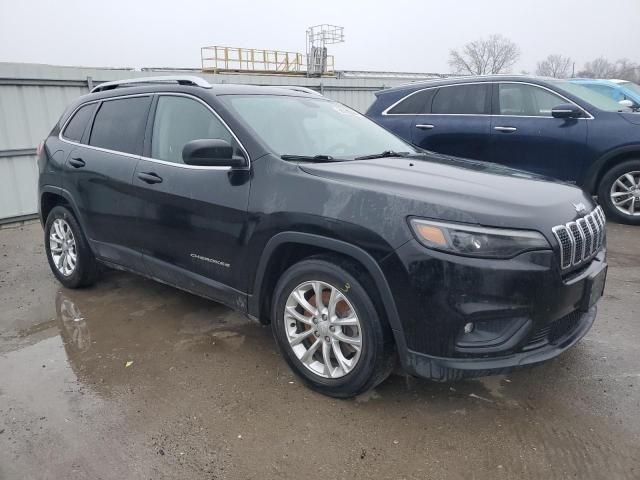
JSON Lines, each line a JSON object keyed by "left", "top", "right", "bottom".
{"left": 409, "top": 218, "right": 550, "bottom": 259}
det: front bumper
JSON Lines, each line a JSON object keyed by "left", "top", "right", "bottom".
{"left": 403, "top": 305, "right": 596, "bottom": 381}
{"left": 380, "top": 239, "right": 606, "bottom": 380}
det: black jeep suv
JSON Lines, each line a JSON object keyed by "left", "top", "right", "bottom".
{"left": 38, "top": 76, "right": 608, "bottom": 397}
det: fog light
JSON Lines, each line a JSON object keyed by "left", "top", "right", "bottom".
{"left": 463, "top": 322, "right": 474, "bottom": 334}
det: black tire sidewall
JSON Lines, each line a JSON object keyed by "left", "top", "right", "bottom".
{"left": 44, "top": 206, "right": 96, "bottom": 288}
{"left": 598, "top": 159, "right": 640, "bottom": 225}
{"left": 271, "top": 258, "right": 388, "bottom": 398}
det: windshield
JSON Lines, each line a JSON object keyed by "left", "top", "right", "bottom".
{"left": 220, "top": 95, "right": 417, "bottom": 159}
{"left": 551, "top": 80, "right": 631, "bottom": 112}
{"left": 620, "top": 81, "right": 640, "bottom": 97}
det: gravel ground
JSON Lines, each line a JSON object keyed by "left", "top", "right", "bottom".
{"left": 0, "top": 221, "right": 638, "bottom": 479}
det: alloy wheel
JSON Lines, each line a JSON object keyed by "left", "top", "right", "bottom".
{"left": 49, "top": 218, "right": 78, "bottom": 276}
{"left": 284, "top": 280, "right": 362, "bottom": 379}
{"left": 610, "top": 171, "right": 640, "bottom": 217}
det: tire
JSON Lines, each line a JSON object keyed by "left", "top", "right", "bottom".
{"left": 271, "top": 257, "right": 395, "bottom": 398}
{"left": 597, "top": 159, "right": 640, "bottom": 225}
{"left": 44, "top": 206, "right": 98, "bottom": 288}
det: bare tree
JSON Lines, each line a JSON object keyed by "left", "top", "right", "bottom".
{"left": 614, "top": 59, "right": 640, "bottom": 82}
{"left": 536, "top": 54, "right": 573, "bottom": 78}
{"left": 449, "top": 34, "right": 520, "bottom": 75}
{"left": 578, "top": 57, "right": 640, "bottom": 81}
{"left": 578, "top": 57, "right": 618, "bottom": 78}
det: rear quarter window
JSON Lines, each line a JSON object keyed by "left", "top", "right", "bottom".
{"left": 62, "top": 103, "right": 98, "bottom": 143}
{"left": 386, "top": 89, "right": 435, "bottom": 114}
{"left": 89, "top": 96, "right": 151, "bottom": 155}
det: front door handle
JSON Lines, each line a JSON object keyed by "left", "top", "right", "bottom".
{"left": 137, "top": 172, "right": 163, "bottom": 184}
{"left": 69, "top": 157, "right": 86, "bottom": 168}
{"left": 494, "top": 126, "right": 517, "bottom": 133}
{"left": 415, "top": 124, "right": 435, "bottom": 130}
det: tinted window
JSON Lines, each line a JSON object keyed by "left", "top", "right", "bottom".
{"left": 89, "top": 97, "right": 151, "bottom": 155}
{"left": 498, "top": 83, "right": 566, "bottom": 116}
{"left": 151, "top": 96, "right": 233, "bottom": 163}
{"left": 62, "top": 103, "right": 97, "bottom": 142}
{"left": 387, "top": 89, "right": 435, "bottom": 114}
{"left": 431, "top": 84, "right": 490, "bottom": 115}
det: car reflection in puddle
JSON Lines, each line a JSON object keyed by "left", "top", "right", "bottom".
{"left": 56, "top": 291, "right": 91, "bottom": 354}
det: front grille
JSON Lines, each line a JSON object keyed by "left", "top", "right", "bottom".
{"left": 552, "top": 206, "right": 606, "bottom": 270}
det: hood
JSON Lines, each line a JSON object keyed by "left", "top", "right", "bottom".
{"left": 299, "top": 154, "right": 595, "bottom": 234}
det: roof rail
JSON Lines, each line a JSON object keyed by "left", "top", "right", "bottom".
{"left": 91, "top": 75, "right": 212, "bottom": 93}
{"left": 272, "top": 85, "right": 323, "bottom": 96}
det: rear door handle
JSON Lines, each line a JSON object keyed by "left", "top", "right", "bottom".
{"left": 415, "top": 124, "right": 435, "bottom": 130}
{"left": 137, "top": 172, "right": 163, "bottom": 184}
{"left": 494, "top": 126, "right": 517, "bottom": 133}
{"left": 69, "top": 157, "right": 86, "bottom": 168}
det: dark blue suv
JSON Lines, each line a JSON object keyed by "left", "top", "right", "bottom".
{"left": 366, "top": 76, "right": 640, "bottom": 224}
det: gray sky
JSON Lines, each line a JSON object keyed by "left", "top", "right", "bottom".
{"left": 1, "top": 0, "right": 639, "bottom": 74}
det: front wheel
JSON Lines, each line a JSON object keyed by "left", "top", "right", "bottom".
{"left": 598, "top": 159, "right": 640, "bottom": 225}
{"left": 271, "top": 257, "right": 394, "bottom": 398}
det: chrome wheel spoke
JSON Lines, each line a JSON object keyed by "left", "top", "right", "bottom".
{"left": 292, "top": 290, "right": 318, "bottom": 317}
{"left": 322, "top": 341, "right": 334, "bottom": 378}
{"left": 331, "top": 339, "right": 351, "bottom": 374}
{"left": 300, "top": 338, "right": 322, "bottom": 364}
{"left": 289, "top": 328, "right": 314, "bottom": 346}
{"left": 332, "top": 315, "right": 358, "bottom": 326}
{"left": 614, "top": 196, "right": 633, "bottom": 206}
{"left": 285, "top": 305, "right": 314, "bottom": 325}
{"left": 332, "top": 331, "right": 361, "bottom": 347}
{"left": 611, "top": 191, "right": 632, "bottom": 198}
{"left": 624, "top": 173, "right": 636, "bottom": 186}
{"left": 327, "top": 287, "right": 343, "bottom": 317}
{"left": 313, "top": 281, "right": 325, "bottom": 310}
{"left": 57, "top": 252, "right": 65, "bottom": 269}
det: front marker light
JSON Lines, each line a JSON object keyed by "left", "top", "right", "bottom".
{"left": 409, "top": 218, "right": 550, "bottom": 259}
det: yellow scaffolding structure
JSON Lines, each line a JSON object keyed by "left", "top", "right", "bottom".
{"left": 201, "top": 46, "right": 335, "bottom": 75}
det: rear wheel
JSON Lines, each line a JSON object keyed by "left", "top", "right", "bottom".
{"left": 45, "top": 206, "right": 98, "bottom": 288}
{"left": 598, "top": 159, "right": 640, "bottom": 225}
{"left": 271, "top": 257, "right": 394, "bottom": 398}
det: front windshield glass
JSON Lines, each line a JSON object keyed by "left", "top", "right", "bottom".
{"left": 620, "top": 81, "right": 640, "bottom": 96}
{"left": 551, "top": 80, "right": 631, "bottom": 112}
{"left": 220, "top": 95, "right": 417, "bottom": 158}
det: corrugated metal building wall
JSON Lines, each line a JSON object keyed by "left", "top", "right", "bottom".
{"left": 0, "top": 62, "right": 437, "bottom": 222}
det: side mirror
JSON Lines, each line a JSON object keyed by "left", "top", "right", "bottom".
{"left": 551, "top": 104, "right": 583, "bottom": 119}
{"left": 182, "top": 139, "right": 246, "bottom": 167}
{"left": 619, "top": 99, "right": 634, "bottom": 108}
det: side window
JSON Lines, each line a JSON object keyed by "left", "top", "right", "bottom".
{"left": 498, "top": 83, "right": 566, "bottom": 117}
{"left": 431, "top": 84, "right": 490, "bottom": 115}
{"left": 151, "top": 96, "right": 233, "bottom": 163}
{"left": 62, "top": 103, "right": 98, "bottom": 143}
{"left": 386, "top": 89, "right": 435, "bottom": 114}
{"left": 89, "top": 97, "right": 151, "bottom": 155}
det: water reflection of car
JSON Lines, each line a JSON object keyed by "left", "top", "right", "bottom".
{"left": 367, "top": 75, "right": 640, "bottom": 224}
{"left": 570, "top": 78, "right": 640, "bottom": 111}
{"left": 56, "top": 291, "right": 91, "bottom": 353}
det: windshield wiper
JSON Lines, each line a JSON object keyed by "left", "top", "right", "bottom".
{"left": 281, "top": 154, "right": 340, "bottom": 162}
{"left": 354, "top": 150, "right": 411, "bottom": 160}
